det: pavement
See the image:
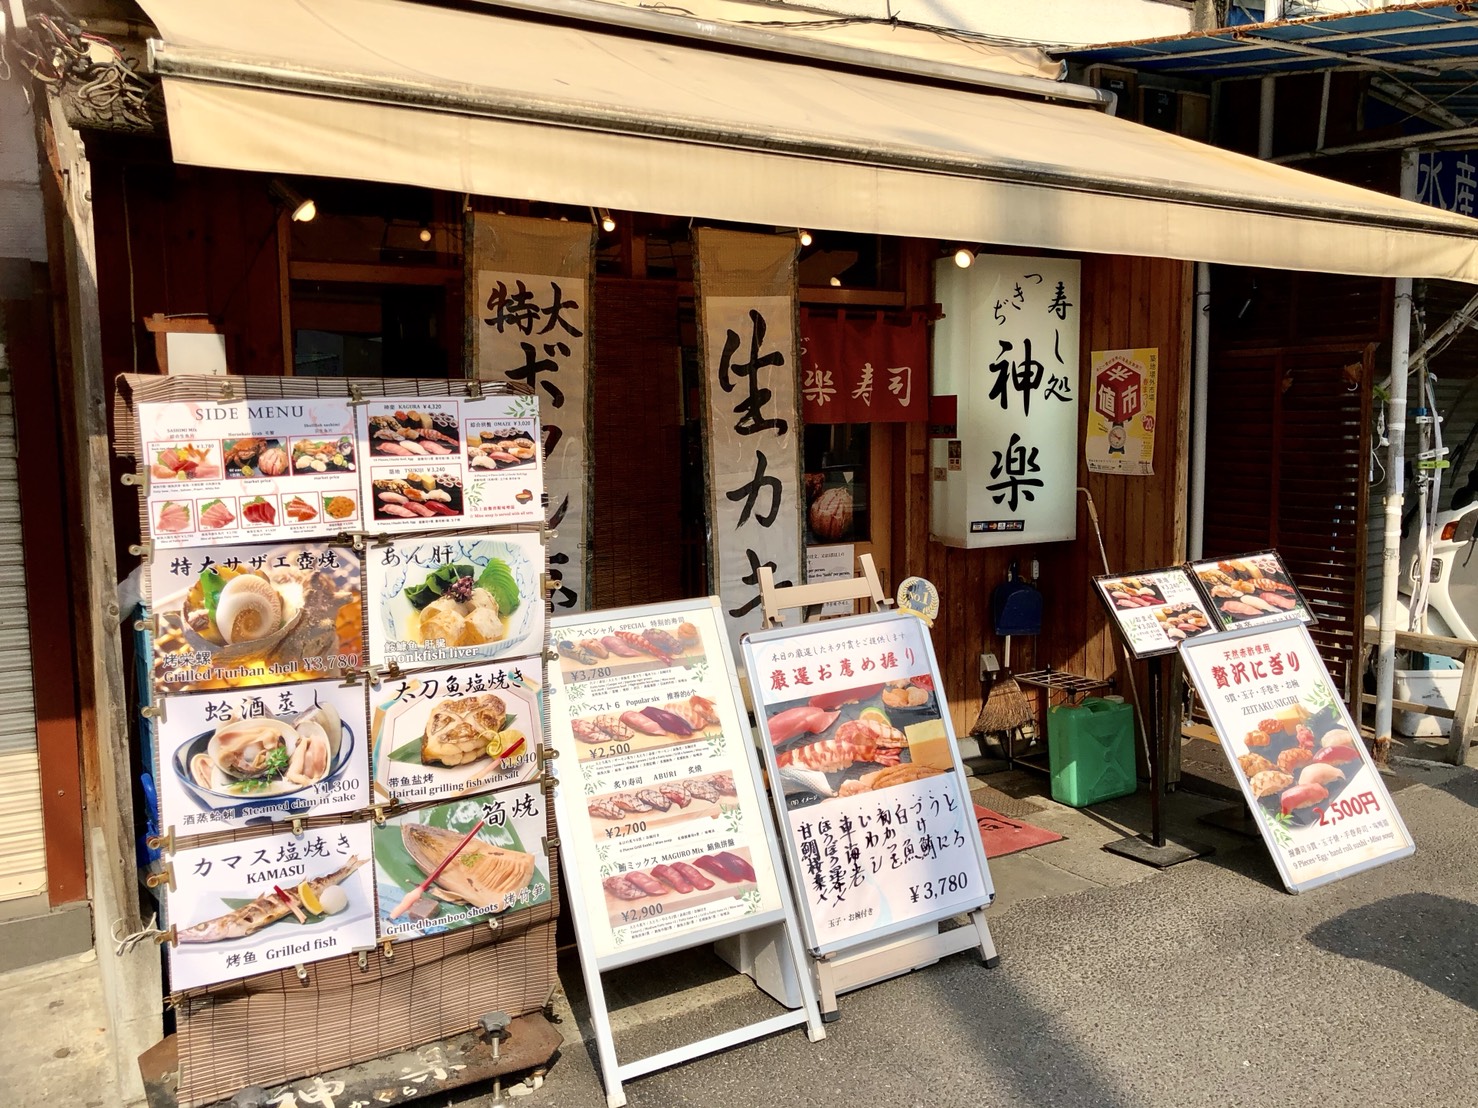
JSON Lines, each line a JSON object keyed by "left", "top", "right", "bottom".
{"left": 14, "top": 741, "right": 1478, "bottom": 1108}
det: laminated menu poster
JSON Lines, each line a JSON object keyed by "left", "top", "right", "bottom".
{"left": 548, "top": 599, "right": 788, "bottom": 961}
{"left": 374, "top": 784, "right": 552, "bottom": 942}
{"left": 1189, "top": 550, "right": 1315, "bottom": 631}
{"left": 167, "top": 821, "right": 377, "bottom": 991}
{"left": 362, "top": 395, "right": 544, "bottom": 530}
{"left": 366, "top": 533, "right": 546, "bottom": 671}
{"left": 1094, "top": 567, "right": 1216, "bottom": 659}
{"left": 149, "top": 542, "right": 363, "bottom": 692}
{"left": 743, "top": 610, "right": 993, "bottom": 953}
{"left": 371, "top": 660, "right": 543, "bottom": 805}
{"left": 138, "top": 397, "right": 362, "bottom": 548}
{"left": 156, "top": 679, "right": 369, "bottom": 835}
{"left": 1180, "top": 621, "right": 1413, "bottom": 893}
{"left": 137, "top": 393, "right": 545, "bottom": 547}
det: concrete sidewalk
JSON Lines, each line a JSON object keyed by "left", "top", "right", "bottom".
{"left": 0, "top": 950, "right": 120, "bottom": 1108}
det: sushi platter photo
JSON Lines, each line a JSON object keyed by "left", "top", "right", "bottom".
{"left": 1190, "top": 550, "right": 1314, "bottom": 630}
{"left": 1094, "top": 566, "right": 1216, "bottom": 658}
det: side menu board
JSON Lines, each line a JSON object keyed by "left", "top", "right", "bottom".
{"left": 547, "top": 599, "right": 789, "bottom": 962}
{"left": 138, "top": 393, "right": 545, "bottom": 547}
{"left": 1180, "top": 621, "right": 1413, "bottom": 893}
{"left": 743, "top": 610, "right": 993, "bottom": 954}
{"left": 1189, "top": 550, "right": 1314, "bottom": 631}
{"left": 1094, "top": 567, "right": 1216, "bottom": 659}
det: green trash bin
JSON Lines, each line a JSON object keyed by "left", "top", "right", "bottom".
{"left": 1047, "top": 697, "right": 1137, "bottom": 808}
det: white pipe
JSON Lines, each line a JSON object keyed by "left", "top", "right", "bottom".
{"left": 467, "top": 0, "right": 1116, "bottom": 110}
{"left": 1375, "top": 151, "right": 1420, "bottom": 749}
{"left": 1189, "top": 262, "right": 1211, "bottom": 560}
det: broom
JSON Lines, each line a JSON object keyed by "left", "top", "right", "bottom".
{"left": 971, "top": 632, "right": 1036, "bottom": 744}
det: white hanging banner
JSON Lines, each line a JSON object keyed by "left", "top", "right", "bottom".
{"left": 695, "top": 229, "right": 804, "bottom": 656}
{"left": 472, "top": 213, "right": 593, "bottom": 612}
{"left": 930, "top": 254, "right": 1081, "bottom": 548}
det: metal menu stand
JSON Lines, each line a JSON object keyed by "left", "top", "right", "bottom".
{"left": 744, "top": 556, "right": 1000, "bottom": 1018}
{"left": 547, "top": 598, "right": 824, "bottom": 1108}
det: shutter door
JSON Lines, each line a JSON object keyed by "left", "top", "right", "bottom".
{"left": 0, "top": 370, "right": 45, "bottom": 901}
{"left": 1204, "top": 344, "right": 1374, "bottom": 702}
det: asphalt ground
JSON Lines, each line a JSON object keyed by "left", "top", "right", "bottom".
{"left": 490, "top": 759, "right": 1478, "bottom": 1108}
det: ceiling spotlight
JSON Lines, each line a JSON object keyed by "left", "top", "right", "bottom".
{"left": 799, "top": 229, "right": 813, "bottom": 247}
{"left": 954, "top": 247, "right": 975, "bottom": 269}
{"left": 829, "top": 276, "right": 842, "bottom": 287}
{"left": 597, "top": 207, "right": 617, "bottom": 233}
{"left": 269, "top": 178, "right": 317, "bottom": 223}
{"left": 418, "top": 224, "right": 432, "bottom": 243}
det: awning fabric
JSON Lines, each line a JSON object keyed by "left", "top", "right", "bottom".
{"left": 140, "top": 0, "right": 1478, "bottom": 282}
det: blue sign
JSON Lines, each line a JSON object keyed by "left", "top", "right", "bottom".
{"left": 1415, "top": 151, "right": 1478, "bottom": 216}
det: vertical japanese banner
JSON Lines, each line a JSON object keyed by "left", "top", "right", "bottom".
{"left": 1086, "top": 348, "right": 1158, "bottom": 476}
{"left": 930, "top": 255, "right": 1080, "bottom": 547}
{"left": 471, "top": 213, "right": 593, "bottom": 611}
{"left": 694, "top": 229, "right": 804, "bottom": 653}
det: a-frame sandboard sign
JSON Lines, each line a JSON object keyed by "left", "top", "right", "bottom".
{"left": 547, "top": 597, "right": 824, "bottom": 1107}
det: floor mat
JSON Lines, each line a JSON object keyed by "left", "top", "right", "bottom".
{"left": 967, "top": 778, "right": 1047, "bottom": 819}
{"left": 975, "top": 804, "right": 1065, "bottom": 859}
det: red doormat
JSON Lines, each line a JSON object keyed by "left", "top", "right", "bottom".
{"left": 975, "top": 804, "right": 1065, "bottom": 858}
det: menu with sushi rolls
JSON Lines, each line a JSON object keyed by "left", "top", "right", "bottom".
{"left": 1189, "top": 549, "right": 1316, "bottom": 631}
{"left": 1180, "top": 620, "right": 1413, "bottom": 893}
{"left": 155, "top": 678, "right": 370, "bottom": 834}
{"left": 744, "top": 610, "right": 994, "bottom": 953}
{"left": 1094, "top": 567, "right": 1217, "bottom": 659}
{"left": 548, "top": 599, "right": 791, "bottom": 962}
{"left": 138, "top": 397, "right": 362, "bottom": 548}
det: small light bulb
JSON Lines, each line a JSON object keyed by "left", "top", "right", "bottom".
{"left": 799, "top": 229, "right": 813, "bottom": 247}
{"left": 954, "top": 247, "right": 974, "bottom": 268}
{"left": 829, "top": 276, "right": 842, "bottom": 287}
{"left": 418, "top": 227, "right": 432, "bottom": 243}
{"left": 292, "top": 198, "right": 317, "bottom": 223}
{"left": 602, "top": 215, "right": 616, "bottom": 233}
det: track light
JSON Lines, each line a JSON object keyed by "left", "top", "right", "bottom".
{"left": 799, "top": 229, "right": 813, "bottom": 247}
{"left": 418, "top": 224, "right": 432, "bottom": 243}
{"left": 269, "top": 178, "right": 316, "bottom": 223}
{"left": 829, "top": 276, "right": 842, "bottom": 287}
{"left": 954, "top": 247, "right": 975, "bottom": 269}
{"left": 596, "top": 207, "right": 616, "bottom": 233}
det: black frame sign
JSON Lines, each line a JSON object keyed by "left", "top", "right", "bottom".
{"left": 1188, "top": 549, "right": 1316, "bottom": 632}
{"left": 1093, "top": 566, "right": 1217, "bottom": 660}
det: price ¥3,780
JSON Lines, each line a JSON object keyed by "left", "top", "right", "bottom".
{"left": 908, "top": 871, "right": 969, "bottom": 903}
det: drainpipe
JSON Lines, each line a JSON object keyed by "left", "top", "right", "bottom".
{"left": 1374, "top": 151, "right": 1420, "bottom": 753}
{"left": 1189, "top": 262, "right": 1211, "bottom": 559}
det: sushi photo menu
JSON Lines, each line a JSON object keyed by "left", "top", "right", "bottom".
{"left": 547, "top": 600, "right": 789, "bottom": 961}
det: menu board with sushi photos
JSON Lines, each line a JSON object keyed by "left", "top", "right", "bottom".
{"left": 743, "top": 610, "right": 994, "bottom": 954}
{"left": 166, "top": 821, "right": 377, "bottom": 991}
{"left": 138, "top": 397, "right": 362, "bottom": 548}
{"left": 374, "top": 783, "right": 553, "bottom": 943}
{"left": 149, "top": 541, "right": 364, "bottom": 692}
{"left": 156, "top": 679, "right": 370, "bottom": 835}
{"left": 1180, "top": 621, "right": 1413, "bottom": 894}
{"left": 362, "top": 395, "right": 544, "bottom": 531}
{"left": 1094, "top": 567, "right": 1216, "bottom": 659}
{"left": 366, "top": 533, "right": 547, "bottom": 672}
{"left": 371, "top": 660, "right": 543, "bottom": 805}
{"left": 1189, "top": 550, "right": 1316, "bottom": 631}
{"left": 136, "top": 392, "right": 545, "bottom": 548}
{"left": 548, "top": 598, "right": 792, "bottom": 963}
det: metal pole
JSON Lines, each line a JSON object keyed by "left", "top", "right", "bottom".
{"left": 1149, "top": 656, "right": 1166, "bottom": 849}
{"left": 1189, "top": 262, "right": 1211, "bottom": 560}
{"left": 1258, "top": 76, "right": 1277, "bottom": 161}
{"left": 1375, "top": 151, "right": 1420, "bottom": 752}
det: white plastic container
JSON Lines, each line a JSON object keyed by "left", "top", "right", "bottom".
{"left": 1394, "top": 664, "right": 1462, "bottom": 738}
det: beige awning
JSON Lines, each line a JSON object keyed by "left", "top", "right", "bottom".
{"left": 140, "top": 0, "right": 1478, "bottom": 282}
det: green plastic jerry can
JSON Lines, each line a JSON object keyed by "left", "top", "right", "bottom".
{"left": 1047, "top": 697, "right": 1137, "bottom": 808}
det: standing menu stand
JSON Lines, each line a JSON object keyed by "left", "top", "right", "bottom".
{"left": 1093, "top": 568, "right": 1216, "bottom": 868}
{"left": 547, "top": 598, "right": 824, "bottom": 1108}
{"left": 743, "top": 571, "right": 998, "bottom": 1018}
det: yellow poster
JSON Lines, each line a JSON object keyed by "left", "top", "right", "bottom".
{"left": 1086, "top": 348, "right": 1158, "bottom": 476}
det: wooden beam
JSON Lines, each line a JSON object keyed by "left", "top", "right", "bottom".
{"left": 288, "top": 260, "right": 461, "bottom": 285}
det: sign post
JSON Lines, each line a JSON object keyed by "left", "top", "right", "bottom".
{"left": 1180, "top": 620, "right": 1414, "bottom": 893}
{"left": 547, "top": 598, "right": 824, "bottom": 1108}
{"left": 742, "top": 609, "right": 997, "bottom": 1015}
{"left": 1094, "top": 567, "right": 1217, "bottom": 867}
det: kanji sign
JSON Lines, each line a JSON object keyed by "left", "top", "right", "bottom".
{"left": 799, "top": 309, "right": 929, "bottom": 424}
{"left": 930, "top": 255, "right": 1080, "bottom": 547}
{"left": 1086, "top": 348, "right": 1159, "bottom": 476}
